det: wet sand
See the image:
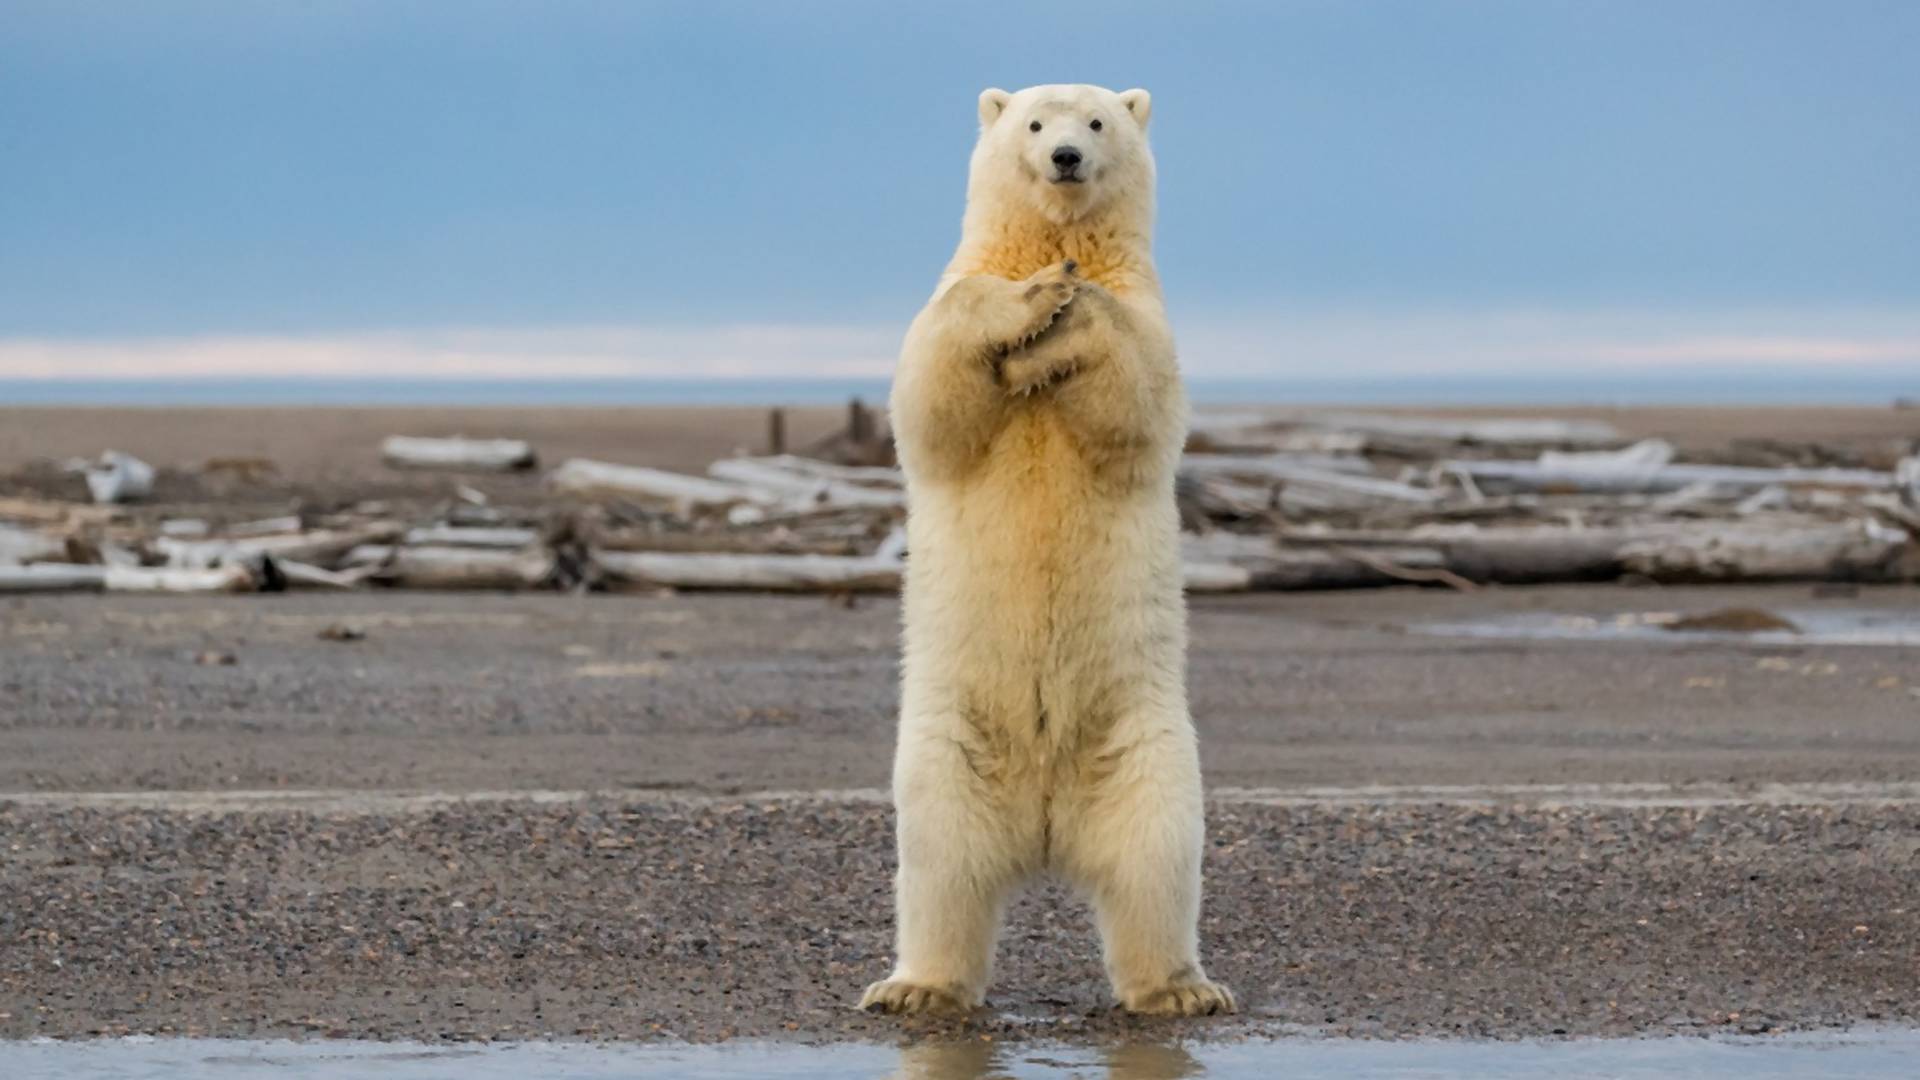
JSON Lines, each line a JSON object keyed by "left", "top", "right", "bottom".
{"left": 3, "top": 584, "right": 1918, "bottom": 1041}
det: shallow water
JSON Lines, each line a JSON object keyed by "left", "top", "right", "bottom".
{"left": 1416, "top": 608, "right": 1920, "bottom": 648}
{"left": 8, "top": 1032, "right": 1920, "bottom": 1080}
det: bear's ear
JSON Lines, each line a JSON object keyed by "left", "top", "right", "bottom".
{"left": 1118, "top": 88, "right": 1152, "bottom": 129}
{"left": 978, "top": 88, "right": 1011, "bottom": 128}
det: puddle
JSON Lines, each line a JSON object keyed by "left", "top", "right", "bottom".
{"left": 7, "top": 1032, "right": 1920, "bottom": 1079}
{"left": 1415, "top": 608, "right": 1920, "bottom": 647}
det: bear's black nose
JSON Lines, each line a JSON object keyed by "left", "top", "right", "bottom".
{"left": 1051, "top": 146, "right": 1083, "bottom": 173}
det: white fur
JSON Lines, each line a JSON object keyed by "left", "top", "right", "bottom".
{"left": 862, "top": 84, "right": 1233, "bottom": 1018}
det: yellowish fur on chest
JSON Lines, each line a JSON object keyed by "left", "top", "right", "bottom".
{"left": 955, "top": 222, "right": 1144, "bottom": 294}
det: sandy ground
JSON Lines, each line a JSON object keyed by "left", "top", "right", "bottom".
{"left": 5, "top": 586, "right": 1920, "bottom": 795}
{"left": 3, "top": 584, "right": 1918, "bottom": 1042}
{"left": 0, "top": 405, "right": 856, "bottom": 484}
{"left": 3, "top": 404, "right": 1916, "bottom": 498}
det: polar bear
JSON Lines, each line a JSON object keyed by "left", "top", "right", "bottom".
{"left": 860, "top": 84, "right": 1233, "bottom": 1017}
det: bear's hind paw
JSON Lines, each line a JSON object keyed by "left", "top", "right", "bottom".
{"left": 1121, "top": 976, "right": 1237, "bottom": 1017}
{"left": 858, "top": 977, "right": 974, "bottom": 1016}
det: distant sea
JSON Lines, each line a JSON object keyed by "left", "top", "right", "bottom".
{"left": 1, "top": 370, "right": 1913, "bottom": 407}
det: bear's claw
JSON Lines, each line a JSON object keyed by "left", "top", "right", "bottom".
{"left": 999, "top": 263, "right": 1078, "bottom": 356}
{"left": 1122, "top": 977, "right": 1237, "bottom": 1017}
{"left": 858, "top": 978, "right": 972, "bottom": 1016}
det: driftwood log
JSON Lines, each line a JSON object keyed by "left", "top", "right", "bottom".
{"left": 1180, "top": 460, "right": 1441, "bottom": 522}
{"left": 1, "top": 524, "right": 66, "bottom": 565}
{"left": 107, "top": 563, "right": 262, "bottom": 593}
{"left": 1619, "top": 520, "right": 1911, "bottom": 582}
{"left": 401, "top": 525, "right": 543, "bottom": 549}
{"left": 0, "top": 496, "right": 121, "bottom": 527}
{"left": 549, "top": 458, "right": 758, "bottom": 511}
{"left": 1281, "top": 518, "right": 1914, "bottom": 585}
{"left": 277, "top": 560, "right": 380, "bottom": 590}
{"left": 1183, "top": 532, "right": 1456, "bottom": 590}
{"left": 707, "top": 458, "right": 906, "bottom": 509}
{"left": 1300, "top": 412, "right": 1624, "bottom": 448}
{"left": 1176, "top": 474, "right": 1276, "bottom": 524}
{"left": 593, "top": 549, "right": 904, "bottom": 592}
{"left": 156, "top": 523, "right": 400, "bottom": 569}
{"left": 83, "top": 451, "right": 156, "bottom": 504}
{"left": 381, "top": 436, "right": 537, "bottom": 472}
{"left": 1180, "top": 562, "right": 1253, "bottom": 592}
{"left": 1181, "top": 452, "right": 1375, "bottom": 479}
{"left": 344, "top": 545, "right": 556, "bottom": 590}
{"left": 592, "top": 544, "right": 1259, "bottom": 595}
{"left": 739, "top": 455, "right": 904, "bottom": 486}
{"left": 585, "top": 525, "right": 868, "bottom": 557}
{"left": 1189, "top": 411, "right": 1624, "bottom": 454}
{"left": 0, "top": 562, "right": 260, "bottom": 594}
{"left": 225, "top": 515, "right": 305, "bottom": 538}
{"left": 0, "top": 564, "right": 107, "bottom": 592}
{"left": 1446, "top": 440, "right": 1896, "bottom": 496}
{"left": 1186, "top": 413, "right": 1369, "bottom": 455}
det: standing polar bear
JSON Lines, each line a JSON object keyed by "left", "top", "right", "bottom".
{"left": 861, "top": 84, "right": 1233, "bottom": 1017}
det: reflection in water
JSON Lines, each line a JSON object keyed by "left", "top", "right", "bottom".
{"left": 10, "top": 1032, "right": 1920, "bottom": 1078}
{"left": 890, "top": 1042, "right": 1004, "bottom": 1080}
{"left": 891, "top": 1040, "right": 1204, "bottom": 1080}
{"left": 1102, "top": 1042, "right": 1205, "bottom": 1079}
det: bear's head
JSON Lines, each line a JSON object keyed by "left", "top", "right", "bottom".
{"left": 969, "top": 84, "right": 1154, "bottom": 226}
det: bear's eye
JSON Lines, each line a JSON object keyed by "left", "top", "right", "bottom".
{"left": 1028, "top": 121, "right": 1042, "bottom": 133}
{"left": 1089, "top": 119, "right": 1103, "bottom": 132}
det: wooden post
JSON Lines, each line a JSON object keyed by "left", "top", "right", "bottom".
{"left": 767, "top": 407, "right": 787, "bottom": 455}
{"left": 848, "top": 397, "right": 872, "bottom": 447}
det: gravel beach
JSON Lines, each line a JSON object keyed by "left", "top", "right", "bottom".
{"left": 3, "top": 796, "right": 1915, "bottom": 1044}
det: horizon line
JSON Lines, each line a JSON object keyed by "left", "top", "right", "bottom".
{"left": 3, "top": 366, "right": 1919, "bottom": 384}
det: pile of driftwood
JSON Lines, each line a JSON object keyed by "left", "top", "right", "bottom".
{"left": 1177, "top": 411, "right": 1919, "bottom": 591}
{"left": 3, "top": 409, "right": 1917, "bottom": 595}
{"left": 0, "top": 440, "right": 912, "bottom": 595}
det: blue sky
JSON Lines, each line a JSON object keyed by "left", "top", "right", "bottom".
{"left": 2, "top": 1, "right": 1916, "bottom": 380}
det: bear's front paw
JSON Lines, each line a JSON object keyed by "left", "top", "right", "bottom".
{"left": 1121, "top": 975, "right": 1237, "bottom": 1017}
{"left": 858, "top": 977, "right": 974, "bottom": 1016}
{"left": 999, "top": 260, "right": 1079, "bottom": 352}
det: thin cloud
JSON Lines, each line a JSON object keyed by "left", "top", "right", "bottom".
{"left": 2, "top": 309, "right": 1917, "bottom": 381}
{"left": 0, "top": 325, "right": 903, "bottom": 380}
{"left": 1176, "top": 307, "right": 1920, "bottom": 377}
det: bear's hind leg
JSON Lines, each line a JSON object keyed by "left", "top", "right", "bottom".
{"left": 861, "top": 734, "right": 1034, "bottom": 1015}
{"left": 1056, "top": 729, "right": 1236, "bottom": 1017}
